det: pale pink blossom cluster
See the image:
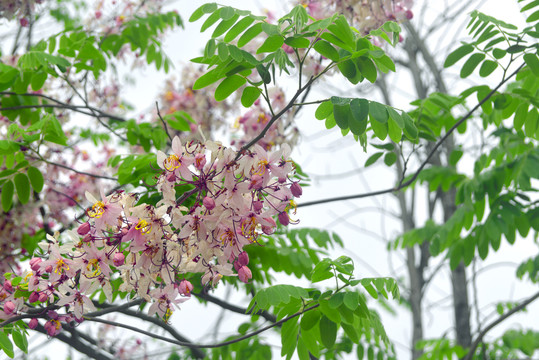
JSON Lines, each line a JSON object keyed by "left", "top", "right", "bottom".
{"left": 87, "top": 0, "right": 165, "bottom": 34}
{"left": 300, "top": 0, "right": 413, "bottom": 34}
{"left": 0, "top": 0, "right": 44, "bottom": 25}
{"left": 232, "top": 88, "right": 299, "bottom": 151}
{"left": 0, "top": 136, "right": 302, "bottom": 329}
{"left": 155, "top": 65, "right": 234, "bottom": 141}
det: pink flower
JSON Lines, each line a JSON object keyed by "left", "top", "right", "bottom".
{"left": 113, "top": 253, "right": 125, "bottom": 267}
{"left": 238, "top": 266, "right": 252, "bottom": 283}
{"left": 28, "top": 318, "right": 38, "bottom": 329}
{"left": 237, "top": 251, "right": 249, "bottom": 266}
{"left": 4, "top": 301, "right": 15, "bottom": 315}
{"left": 178, "top": 280, "right": 193, "bottom": 296}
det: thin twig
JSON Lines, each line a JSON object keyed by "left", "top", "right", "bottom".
{"left": 85, "top": 304, "right": 318, "bottom": 349}
{"left": 462, "top": 290, "right": 539, "bottom": 360}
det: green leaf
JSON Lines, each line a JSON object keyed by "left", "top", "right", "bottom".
{"left": 189, "top": 3, "right": 217, "bottom": 22}
{"left": 349, "top": 98, "right": 369, "bottom": 135}
{"left": 257, "top": 35, "right": 284, "bottom": 54}
{"left": 30, "top": 71, "right": 47, "bottom": 91}
{"left": 313, "top": 40, "right": 340, "bottom": 62}
{"left": 215, "top": 75, "right": 246, "bottom": 101}
{"left": 284, "top": 36, "right": 310, "bottom": 48}
{"left": 12, "top": 330, "right": 27, "bottom": 354}
{"left": 524, "top": 53, "right": 539, "bottom": 76}
{"left": 387, "top": 117, "right": 402, "bottom": 143}
{"left": 507, "top": 44, "right": 527, "bottom": 54}
{"left": 238, "top": 23, "right": 264, "bottom": 47}
{"left": 300, "top": 309, "right": 321, "bottom": 331}
{"left": 384, "top": 152, "right": 397, "bottom": 166}
{"left": 14, "top": 173, "right": 31, "bottom": 204}
{"left": 333, "top": 103, "right": 351, "bottom": 130}
{"left": 241, "top": 86, "right": 260, "bottom": 107}
{"left": 256, "top": 64, "right": 271, "bottom": 84}
{"left": 315, "top": 101, "right": 333, "bottom": 120}
{"left": 1, "top": 180, "right": 14, "bottom": 212}
{"left": 193, "top": 68, "right": 223, "bottom": 90}
{"left": 356, "top": 57, "right": 377, "bottom": 83}
{"left": 219, "top": 6, "right": 235, "bottom": 20}
{"left": 27, "top": 166, "right": 44, "bottom": 192}
{"left": 370, "top": 118, "right": 388, "bottom": 140}
{"left": 527, "top": 10, "right": 539, "bottom": 22}
{"left": 217, "top": 42, "right": 229, "bottom": 61}
{"left": 337, "top": 59, "right": 357, "bottom": 81}
{"left": 493, "top": 48, "right": 506, "bottom": 59}
{"left": 444, "top": 44, "right": 474, "bottom": 68}
{"left": 224, "top": 16, "right": 255, "bottom": 42}
{"left": 319, "top": 315, "right": 337, "bottom": 348}
{"left": 200, "top": 8, "right": 222, "bottom": 32}
{"left": 460, "top": 53, "right": 486, "bottom": 78}
{"left": 369, "top": 102, "right": 388, "bottom": 123}
{"left": 365, "top": 152, "right": 383, "bottom": 167}
{"left": 343, "top": 292, "right": 359, "bottom": 311}
{"left": 212, "top": 13, "right": 240, "bottom": 38}
{"left": 479, "top": 60, "right": 498, "bottom": 77}
{"left": 0, "top": 330, "right": 14, "bottom": 359}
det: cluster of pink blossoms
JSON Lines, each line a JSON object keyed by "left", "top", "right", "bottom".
{"left": 0, "top": 0, "right": 44, "bottom": 25}
{"left": 231, "top": 88, "right": 299, "bottom": 151}
{"left": 300, "top": 0, "right": 413, "bottom": 34}
{"left": 0, "top": 136, "right": 302, "bottom": 331}
{"left": 155, "top": 65, "right": 234, "bottom": 141}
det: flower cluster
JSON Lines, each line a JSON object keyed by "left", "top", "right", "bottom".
{"left": 0, "top": 136, "right": 302, "bottom": 330}
{"left": 300, "top": 0, "right": 414, "bottom": 34}
{"left": 155, "top": 65, "right": 234, "bottom": 141}
{"left": 231, "top": 89, "right": 299, "bottom": 152}
{"left": 0, "top": 0, "right": 44, "bottom": 24}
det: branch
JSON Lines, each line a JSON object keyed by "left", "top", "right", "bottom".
{"left": 117, "top": 308, "right": 206, "bottom": 359}
{"left": 234, "top": 64, "right": 333, "bottom": 161}
{"left": 462, "top": 290, "right": 539, "bottom": 360}
{"left": 298, "top": 63, "right": 525, "bottom": 208}
{"left": 0, "top": 92, "right": 127, "bottom": 122}
{"left": 85, "top": 304, "right": 319, "bottom": 349}
{"left": 192, "top": 291, "right": 277, "bottom": 323}
{"left": 33, "top": 323, "right": 114, "bottom": 360}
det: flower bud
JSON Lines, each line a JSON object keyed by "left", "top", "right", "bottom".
{"left": 39, "top": 292, "right": 48, "bottom": 303}
{"left": 45, "top": 265, "right": 53, "bottom": 273}
{"left": 113, "top": 252, "right": 125, "bottom": 267}
{"left": 262, "top": 225, "right": 275, "bottom": 235}
{"left": 234, "top": 261, "right": 241, "bottom": 272}
{"left": 278, "top": 212, "right": 290, "bottom": 226}
{"left": 405, "top": 10, "right": 413, "bottom": 20}
{"left": 47, "top": 310, "right": 58, "bottom": 320}
{"left": 178, "top": 280, "right": 193, "bottom": 296}
{"left": 3, "top": 280, "right": 12, "bottom": 292}
{"left": 253, "top": 201, "right": 263, "bottom": 212}
{"left": 82, "top": 234, "right": 92, "bottom": 243}
{"left": 77, "top": 222, "right": 91, "bottom": 235}
{"left": 238, "top": 266, "right": 252, "bottom": 283}
{"left": 278, "top": 176, "right": 286, "bottom": 184}
{"left": 4, "top": 301, "right": 15, "bottom": 315}
{"left": 203, "top": 196, "right": 215, "bottom": 210}
{"left": 28, "top": 318, "right": 38, "bottom": 329}
{"left": 237, "top": 251, "right": 249, "bottom": 266}
{"left": 30, "top": 258, "right": 42, "bottom": 271}
{"left": 29, "top": 291, "right": 39, "bottom": 303}
{"left": 290, "top": 182, "right": 302, "bottom": 198}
